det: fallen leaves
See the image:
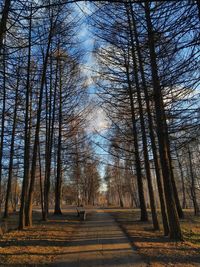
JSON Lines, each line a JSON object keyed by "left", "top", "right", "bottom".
{"left": 0, "top": 211, "right": 79, "bottom": 265}
{"left": 111, "top": 209, "right": 200, "bottom": 267}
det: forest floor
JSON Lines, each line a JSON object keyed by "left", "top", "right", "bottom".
{"left": 0, "top": 209, "right": 80, "bottom": 265}
{"left": 0, "top": 208, "right": 146, "bottom": 266}
{"left": 110, "top": 209, "right": 200, "bottom": 267}
{"left": 0, "top": 208, "right": 199, "bottom": 266}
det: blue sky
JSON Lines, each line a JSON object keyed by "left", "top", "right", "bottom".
{"left": 75, "top": 2, "right": 110, "bottom": 188}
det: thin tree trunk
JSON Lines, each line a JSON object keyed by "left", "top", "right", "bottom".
{"left": 188, "top": 146, "right": 199, "bottom": 215}
{"left": 43, "top": 57, "right": 58, "bottom": 220}
{"left": 0, "top": 46, "right": 7, "bottom": 215}
{"left": 116, "top": 155, "right": 124, "bottom": 208}
{"left": 125, "top": 52, "right": 148, "bottom": 222}
{"left": 44, "top": 76, "right": 50, "bottom": 219}
{"left": 175, "top": 148, "right": 187, "bottom": 209}
{"left": 54, "top": 55, "right": 63, "bottom": 215}
{"left": 38, "top": 143, "right": 44, "bottom": 218}
{"left": 4, "top": 68, "right": 19, "bottom": 218}
{"left": 167, "top": 143, "right": 184, "bottom": 218}
{"left": 25, "top": 22, "right": 53, "bottom": 227}
{"left": 19, "top": 5, "right": 32, "bottom": 229}
{"left": 43, "top": 52, "right": 52, "bottom": 219}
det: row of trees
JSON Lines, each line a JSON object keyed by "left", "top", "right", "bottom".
{"left": 90, "top": 0, "right": 200, "bottom": 240}
{"left": 0, "top": 0, "right": 100, "bottom": 229}
{"left": 0, "top": 0, "right": 199, "bottom": 242}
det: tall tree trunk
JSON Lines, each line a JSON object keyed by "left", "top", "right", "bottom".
{"left": 188, "top": 145, "right": 199, "bottom": 215}
{"left": 126, "top": 3, "right": 159, "bottom": 230}
{"left": 144, "top": 1, "right": 182, "bottom": 240}
{"left": 116, "top": 155, "right": 124, "bottom": 208}
{"left": 54, "top": 59, "right": 63, "bottom": 215}
{"left": 25, "top": 23, "right": 53, "bottom": 227}
{"left": 19, "top": 5, "right": 32, "bottom": 229}
{"left": 130, "top": 3, "right": 169, "bottom": 234}
{"left": 175, "top": 148, "right": 187, "bottom": 209}
{"left": 4, "top": 68, "right": 19, "bottom": 218}
{"left": 38, "top": 143, "right": 44, "bottom": 218}
{"left": 43, "top": 57, "right": 58, "bottom": 220}
{"left": 167, "top": 142, "right": 184, "bottom": 218}
{"left": 75, "top": 132, "right": 81, "bottom": 206}
{"left": 44, "top": 74, "right": 50, "bottom": 219}
{"left": 0, "top": 46, "right": 7, "bottom": 215}
{"left": 125, "top": 53, "right": 148, "bottom": 222}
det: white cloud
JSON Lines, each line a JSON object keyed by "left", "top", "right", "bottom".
{"left": 87, "top": 107, "right": 110, "bottom": 134}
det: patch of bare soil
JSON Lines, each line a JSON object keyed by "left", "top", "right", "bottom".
{"left": 0, "top": 211, "right": 80, "bottom": 265}
{"left": 110, "top": 209, "right": 200, "bottom": 267}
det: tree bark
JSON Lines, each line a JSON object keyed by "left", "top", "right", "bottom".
{"left": 0, "top": 46, "right": 7, "bottom": 215}
{"left": 144, "top": 1, "right": 182, "bottom": 240}
{"left": 175, "top": 147, "right": 187, "bottom": 209}
{"left": 43, "top": 55, "right": 58, "bottom": 220}
{"left": 54, "top": 56, "right": 63, "bottom": 215}
{"left": 126, "top": 3, "right": 159, "bottom": 230}
{"left": 4, "top": 67, "right": 19, "bottom": 218}
{"left": 38, "top": 143, "right": 44, "bottom": 218}
{"left": 125, "top": 52, "right": 148, "bottom": 222}
{"left": 128, "top": 4, "right": 169, "bottom": 234}
{"left": 0, "top": 0, "right": 11, "bottom": 53}
{"left": 25, "top": 22, "right": 53, "bottom": 227}
{"left": 167, "top": 142, "right": 184, "bottom": 218}
{"left": 19, "top": 5, "right": 32, "bottom": 229}
{"left": 188, "top": 145, "right": 199, "bottom": 215}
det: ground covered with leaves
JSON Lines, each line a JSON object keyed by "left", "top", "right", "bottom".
{"left": 0, "top": 208, "right": 199, "bottom": 266}
{"left": 0, "top": 210, "right": 80, "bottom": 265}
{"left": 110, "top": 209, "right": 200, "bottom": 267}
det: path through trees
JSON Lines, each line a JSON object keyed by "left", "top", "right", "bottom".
{"left": 0, "top": 0, "right": 199, "bottom": 251}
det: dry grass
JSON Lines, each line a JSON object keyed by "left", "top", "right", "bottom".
{"left": 0, "top": 210, "right": 80, "bottom": 265}
{"left": 110, "top": 209, "right": 200, "bottom": 267}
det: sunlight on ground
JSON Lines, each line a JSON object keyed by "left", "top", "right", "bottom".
{"left": 0, "top": 209, "right": 200, "bottom": 266}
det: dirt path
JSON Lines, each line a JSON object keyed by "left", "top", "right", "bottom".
{"left": 50, "top": 209, "right": 147, "bottom": 267}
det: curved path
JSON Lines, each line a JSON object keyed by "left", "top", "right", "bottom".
{"left": 50, "top": 209, "right": 147, "bottom": 267}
